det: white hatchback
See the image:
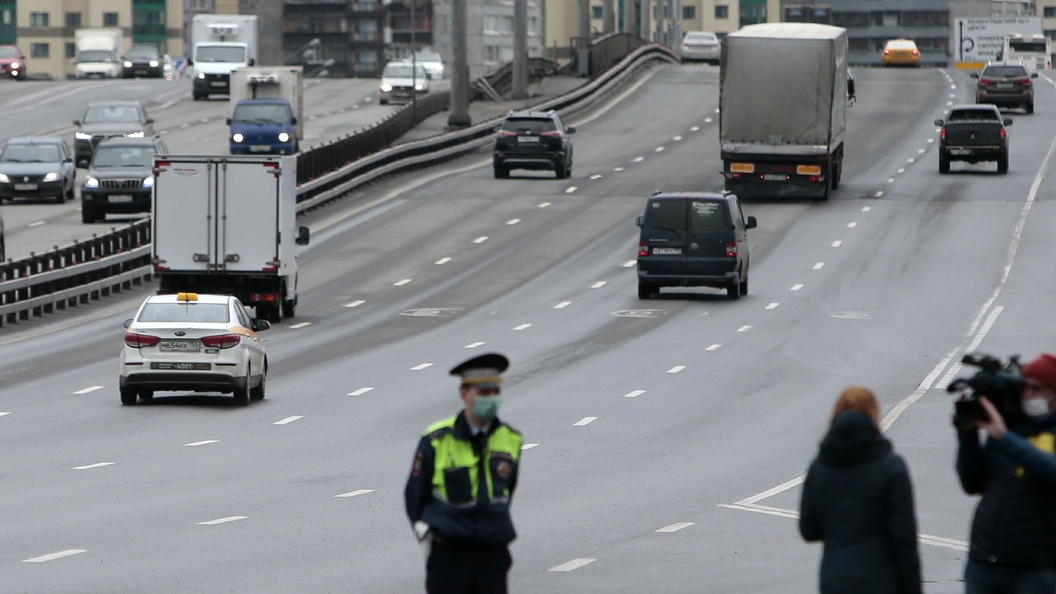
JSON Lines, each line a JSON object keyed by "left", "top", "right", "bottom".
{"left": 119, "top": 293, "right": 270, "bottom": 406}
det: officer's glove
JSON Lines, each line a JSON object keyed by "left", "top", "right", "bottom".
{"left": 413, "top": 520, "right": 433, "bottom": 560}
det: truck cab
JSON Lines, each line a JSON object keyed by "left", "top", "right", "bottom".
{"left": 190, "top": 17, "right": 257, "bottom": 100}
{"left": 228, "top": 99, "right": 298, "bottom": 155}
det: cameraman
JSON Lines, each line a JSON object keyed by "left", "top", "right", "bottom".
{"left": 957, "top": 353, "right": 1056, "bottom": 594}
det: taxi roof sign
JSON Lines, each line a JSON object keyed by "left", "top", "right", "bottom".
{"left": 177, "top": 292, "right": 199, "bottom": 302}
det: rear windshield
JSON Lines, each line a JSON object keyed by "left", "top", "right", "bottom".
{"left": 92, "top": 146, "right": 155, "bottom": 167}
{"left": 84, "top": 105, "right": 140, "bottom": 124}
{"left": 982, "top": 66, "right": 1028, "bottom": 78}
{"left": 1009, "top": 41, "right": 1047, "bottom": 53}
{"left": 138, "top": 303, "right": 230, "bottom": 323}
{"left": 1, "top": 143, "right": 60, "bottom": 162}
{"left": 502, "top": 118, "right": 555, "bottom": 134}
{"left": 948, "top": 109, "right": 999, "bottom": 122}
{"left": 646, "top": 200, "right": 685, "bottom": 231}
{"left": 232, "top": 103, "right": 291, "bottom": 123}
{"left": 196, "top": 45, "right": 246, "bottom": 63}
{"left": 690, "top": 200, "right": 730, "bottom": 232}
{"left": 886, "top": 40, "right": 917, "bottom": 50}
{"left": 685, "top": 33, "right": 718, "bottom": 42}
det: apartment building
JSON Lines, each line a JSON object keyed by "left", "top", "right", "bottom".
{"left": 283, "top": 0, "right": 385, "bottom": 76}
{"left": 432, "top": 0, "right": 544, "bottom": 78}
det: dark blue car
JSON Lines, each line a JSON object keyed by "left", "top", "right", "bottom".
{"left": 228, "top": 99, "right": 298, "bottom": 155}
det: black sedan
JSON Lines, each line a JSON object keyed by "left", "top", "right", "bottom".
{"left": 0, "top": 137, "right": 76, "bottom": 204}
{"left": 123, "top": 45, "right": 164, "bottom": 79}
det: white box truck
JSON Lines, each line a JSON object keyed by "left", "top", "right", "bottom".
{"left": 151, "top": 156, "right": 310, "bottom": 323}
{"left": 720, "top": 23, "right": 851, "bottom": 201}
{"left": 228, "top": 66, "right": 304, "bottom": 150}
{"left": 75, "top": 28, "right": 123, "bottom": 79}
{"left": 190, "top": 14, "right": 259, "bottom": 100}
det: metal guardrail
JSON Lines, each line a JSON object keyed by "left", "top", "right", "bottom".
{"left": 0, "top": 42, "right": 678, "bottom": 328}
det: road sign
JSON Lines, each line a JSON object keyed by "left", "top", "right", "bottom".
{"left": 956, "top": 17, "right": 1042, "bottom": 63}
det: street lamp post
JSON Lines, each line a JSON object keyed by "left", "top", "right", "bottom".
{"left": 411, "top": 0, "right": 417, "bottom": 122}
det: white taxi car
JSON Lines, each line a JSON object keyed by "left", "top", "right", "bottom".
{"left": 119, "top": 293, "right": 270, "bottom": 406}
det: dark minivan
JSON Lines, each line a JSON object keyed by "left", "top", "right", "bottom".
{"left": 636, "top": 192, "right": 756, "bottom": 300}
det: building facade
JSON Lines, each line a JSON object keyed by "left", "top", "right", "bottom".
{"left": 283, "top": 0, "right": 385, "bottom": 76}
{"left": 384, "top": 0, "right": 433, "bottom": 61}
{"left": 432, "top": 0, "right": 544, "bottom": 78}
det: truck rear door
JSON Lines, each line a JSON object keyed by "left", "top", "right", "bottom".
{"left": 685, "top": 199, "right": 736, "bottom": 278}
{"left": 219, "top": 160, "right": 280, "bottom": 272}
{"left": 153, "top": 159, "right": 213, "bottom": 271}
{"left": 640, "top": 198, "right": 687, "bottom": 277}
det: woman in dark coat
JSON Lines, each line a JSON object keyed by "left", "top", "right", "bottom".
{"left": 799, "top": 386, "right": 922, "bottom": 594}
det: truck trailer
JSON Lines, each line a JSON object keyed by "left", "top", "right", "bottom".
{"left": 720, "top": 23, "right": 851, "bottom": 200}
{"left": 190, "top": 14, "right": 259, "bottom": 100}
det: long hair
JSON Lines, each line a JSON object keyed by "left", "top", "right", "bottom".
{"left": 831, "top": 386, "right": 880, "bottom": 426}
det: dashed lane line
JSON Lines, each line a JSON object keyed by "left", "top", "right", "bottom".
{"left": 538, "top": 202, "right": 551, "bottom": 208}
{"left": 411, "top": 363, "right": 433, "bottom": 371}
{"left": 574, "top": 417, "right": 597, "bottom": 426}
{"left": 23, "top": 550, "right": 87, "bottom": 563}
{"left": 656, "top": 522, "right": 694, "bottom": 533}
{"left": 831, "top": 240, "right": 843, "bottom": 247}
{"left": 591, "top": 281, "right": 607, "bottom": 289}
{"left": 394, "top": 279, "right": 412, "bottom": 286}
{"left": 555, "top": 301, "right": 571, "bottom": 309}
{"left": 766, "top": 303, "right": 779, "bottom": 310}
{"left": 565, "top": 186, "right": 578, "bottom": 194}
{"left": 473, "top": 236, "right": 489, "bottom": 244}
{"left": 549, "top": 558, "right": 596, "bottom": 572}
{"left": 847, "top": 222, "right": 857, "bottom": 228}
{"left": 465, "top": 342, "right": 485, "bottom": 349}
{"left": 334, "top": 489, "right": 374, "bottom": 498}
{"left": 668, "top": 365, "right": 686, "bottom": 373}
{"left": 521, "top": 443, "right": 539, "bottom": 450}
{"left": 198, "top": 516, "right": 247, "bottom": 525}
{"left": 738, "top": 325, "right": 752, "bottom": 332}
{"left": 73, "top": 386, "right": 104, "bottom": 395}
{"left": 791, "top": 284, "right": 803, "bottom": 291}
{"left": 73, "top": 462, "right": 114, "bottom": 470}
{"left": 436, "top": 257, "right": 451, "bottom": 265}
{"left": 184, "top": 440, "right": 218, "bottom": 447}
{"left": 290, "top": 322, "right": 312, "bottom": 329}
{"left": 513, "top": 324, "right": 532, "bottom": 331}
{"left": 348, "top": 387, "right": 374, "bottom": 396}
{"left": 345, "top": 300, "right": 365, "bottom": 308}
{"left": 274, "top": 416, "right": 303, "bottom": 425}
{"left": 506, "top": 219, "right": 521, "bottom": 225}
{"left": 813, "top": 262, "right": 824, "bottom": 270}
{"left": 623, "top": 260, "right": 636, "bottom": 267}
{"left": 625, "top": 390, "right": 646, "bottom": 398}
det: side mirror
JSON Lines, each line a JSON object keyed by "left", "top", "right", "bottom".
{"left": 72, "top": 119, "right": 81, "bottom": 126}
{"left": 1032, "top": 72, "right": 1039, "bottom": 79}
{"left": 252, "top": 319, "right": 271, "bottom": 332}
{"left": 934, "top": 119, "right": 945, "bottom": 126}
{"left": 969, "top": 73, "right": 979, "bottom": 79}
{"left": 226, "top": 118, "right": 232, "bottom": 125}
{"left": 1003, "top": 118, "right": 1013, "bottom": 126}
{"left": 635, "top": 216, "right": 643, "bottom": 227}
{"left": 145, "top": 118, "right": 154, "bottom": 125}
{"left": 291, "top": 117, "right": 297, "bottom": 125}
{"left": 847, "top": 78, "right": 855, "bottom": 98}
{"left": 248, "top": 58, "right": 256, "bottom": 66}
{"left": 123, "top": 319, "right": 133, "bottom": 328}
{"left": 746, "top": 216, "right": 757, "bottom": 230}
{"left": 566, "top": 126, "right": 576, "bottom": 134}
{"left": 296, "top": 226, "right": 310, "bottom": 246}
{"left": 63, "top": 157, "right": 73, "bottom": 163}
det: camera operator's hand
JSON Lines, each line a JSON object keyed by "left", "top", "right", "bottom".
{"left": 977, "top": 396, "right": 1007, "bottom": 439}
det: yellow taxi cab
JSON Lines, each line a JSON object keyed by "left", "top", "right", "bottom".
{"left": 119, "top": 292, "right": 270, "bottom": 406}
{"left": 882, "top": 39, "right": 921, "bottom": 67}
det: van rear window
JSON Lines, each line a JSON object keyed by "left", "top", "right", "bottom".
{"left": 690, "top": 201, "right": 729, "bottom": 232}
{"left": 646, "top": 200, "right": 686, "bottom": 231}
{"left": 502, "top": 118, "right": 556, "bottom": 134}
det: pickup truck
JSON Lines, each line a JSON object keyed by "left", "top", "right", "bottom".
{"left": 935, "top": 105, "right": 1012, "bottom": 174}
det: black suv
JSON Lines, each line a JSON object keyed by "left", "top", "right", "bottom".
{"left": 81, "top": 136, "right": 167, "bottom": 223}
{"left": 123, "top": 45, "right": 163, "bottom": 78}
{"left": 635, "top": 192, "right": 757, "bottom": 300}
{"left": 73, "top": 101, "right": 156, "bottom": 167}
{"left": 493, "top": 111, "right": 575, "bottom": 179}
{"left": 972, "top": 62, "right": 1038, "bottom": 113}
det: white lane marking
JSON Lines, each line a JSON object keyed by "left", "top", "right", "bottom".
{"left": 888, "top": 178, "right": 895, "bottom": 183}
{"left": 918, "top": 148, "right": 926, "bottom": 154}
{"left": 73, "top": 386, "right": 104, "bottom": 395}
{"left": 348, "top": 387, "right": 374, "bottom": 396}
{"left": 668, "top": 365, "right": 686, "bottom": 373}
{"left": 655, "top": 146, "right": 665, "bottom": 152}
{"left": 673, "top": 135, "right": 682, "bottom": 141}
{"left": 435, "top": 257, "right": 451, "bottom": 265}
{"left": 184, "top": 440, "right": 218, "bottom": 447}
{"left": 951, "top": 84, "right": 956, "bottom": 89}
{"left": 613, "top": 167, "right": 625, "bottom": 171}
{"left": 949, "top": 93, "right": 955, "bottom": 98}
{"left": 625, "top": 390, "right": 646, "bottom": 398}
{"left": 0, "top": 412, "right": 9, "bottom": 417}
{"left": 565, "top": 186, "right": 578, "bottom": 193}
{"left": 411, "top": 363, "right": 433, "bottom": 371}
{"left": 473, "top": 236, "right": 489, "bottom": 244}
{"left": 791, "top": 284, "right": 803, "bottom": 291}
{"left": 180, "top": 123, "right": 189, "bottom": 128}
{"left": 23, "top": 550, "right": 87, "bottom": 563}
{"left": 705, "top": 344, "right": 721, "bottom": 351}
{"left": 738, "top": 325, "right": 752, "bottom": 332}
{"left": 394, "top": 279, "right": 412, "bottom": 286}
{"left": 198, "top": 516, "right": 247, "bottom": 525}
{"left": 907, "top": 158, "right": 915, "bottom": 163}
{"left": 538, "top": 202, "right": 551, "bottom": 208}
{"left": 73, "top": 462, "right": 114, "bottom": 470}
{"left": 927, "top": 138, "right": 935, "bottom": 143}
{"left": 898, "top": 167, "right": 905, "bottom": 173}
{"left": 334, "top": 489, "right": 374, "bottom": 498}
{"left": 345, "top": 300, "right": 365, "bottom": 308}
{"left": 831, "top": 240, "right": 842, "bottom": 247}
{"left": 766, "top": 303, "right": 779, "bottom": 310}
{"left": 813, "top": 262, "right": 824, "bottom": 270}
{"left": 714, "top": 108, "right": 720, "bottom": 113}
{"left": 506, "top": 218, "right": 521, "bottom": 225}
{"left": 513, "top": 324, "right": 532, "bottom": 331}
{"left": 692, "top": 125, "right": 702, "bottom": 130}
{"left": 875, "top": 191, "right": 884, "bottom": 198}
{"left": 632, "top": 156, "right": 644, "bottom": 162}
{"left": 274, "top": 416, "right": 303, "bottom": 425}
{"left": 591, "top": 281, "right": 607, "bottom": 289}
{"left": 200, "top": 118, "right": 209, "bottom": 123}
{"left": 28, "top": 220, "right": 45, "bottom": 228}
{"left": 623, "top": 260, "right": 636, "bottom": 267}
{"left": 574, "top": 417, "right": 597, "bottom": 426}
{"left": 656, "top": 522, "right": 694, "bottom": 533}
{"left": 289, "top": 322, "right": 312, "bottom": 329}
{"left": 465, "top": 342, "right": 485, "bottom": 349}
{"left": 862, "top": 206, "right": 871, "bottom": 212}
{"left": 847, "top": 222, "right": 857, "bottom": 228}
{"left": 589, "top": 174, "right": 603, "bottom": 180}
{"left": 521, "top": 443, "right": 539, "bottom": 450}
{"left": 555, "top": 301, "right": 571, "bottom": 309}
{"left": 550, "top": 558, "right": 596, "bottom": 572}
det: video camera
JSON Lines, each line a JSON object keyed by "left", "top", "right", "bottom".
{"left": 947, "top": 353, "right": 1025, "bottom": 431}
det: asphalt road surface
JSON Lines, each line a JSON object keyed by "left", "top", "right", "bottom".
{"left": 3, "top": 64, "right": 1056, "bottom": 592}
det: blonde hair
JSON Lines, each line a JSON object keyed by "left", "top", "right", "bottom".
{"left": 831, "top": 386, "right": 880, "bottom": 426}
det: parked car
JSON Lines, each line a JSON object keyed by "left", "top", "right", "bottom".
{"left": 493, "top": 110, "right": 575, "bottom": 179}
{"left": 936, "top": 105, "right": 1012, "bottom": 174}
{"left": 972, "top": 61, "right": 1038, "bottom": 113}
{"left": 0, "top": 137, "right": 76, "bottom": 204}
{"left": 0, "top": 45, "right": 26, "bottom": 80}
{"left": 73, "top": 101, "right": 156, "bottom": 167}
{"left": 681, "top": 31, "right": 722, "bottom": 64}
{"left": 414, "top": 51, "right": 445, "bottom": 79}
{"left": 635, "top": 191, "right": 757, "bottom": 300}
{"left": 122, "top": 44, "right": 164, "bottom": 78}
{"left": 379, "top": 61, "right": 429, "bottom": 104}
{"left": 881, "top": 38, "right": 921, "bottom": 67}
{"left": 81, "top": 136, "right": 168, "bottom": 223}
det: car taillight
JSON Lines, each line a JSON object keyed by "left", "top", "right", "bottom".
{"left": 638, "top": 241, "right": 649, "bottom": 257}
{"left": 883, "top": 49, "right": 891, "bottom": 55}
{"left": 1017, "top": 78, "right": 1032, "bottom": 86}
{"left": 940, "top": 128, "right": 946, "bottom": 140}
{"left": 979, "top": 78, "right": 994, "bottom": 85}
{"left": 726, "top": 241, "right": 738, "bottom": 257}
{"left": 999, "top": 128, "right": 1006, "bottom": 142}
{"left": 201, "top": 334, "right": 241, "bottom": 349}
{"left": 124, "top": 333, "right": 160, "bottom": 348}
{"left": 497, "top": 130, "right": 516, "bottom": 138}
{"left": 912, "top": 49, "right": 919, "bottom": 55}
{"left": 541, "top": 131, "right": 563, "bottom": 139}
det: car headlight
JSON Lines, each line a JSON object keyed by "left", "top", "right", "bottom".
{"left": 149, "top": 60, "right": 159, "bottom": 67}
{"left": 278, "top": 132, "right": 290, "bottom": 142}
{"left": 415, "top": 83, "right": 424, "bottom": 91}
{"left": 127, "top": 131, "right": 145, "bottom": 138}
{"left": 124, "top": 61, "right": 133, "bottom": 68}
{"left": 85, "top": 176, "right": 99, "bottom": 188}
{"left": 197, "top": 72, "right": 206, "bottom": 79}
{"left": 0, "top": 173, "right": 9, "bottom": 183}
{"left": 232, "top": 133, "right": 244, "bottom": 143}
{"left": 43, "top": 172, "right": 60, "bottom": 182}
{"left": 380, "top": 83, "right": 392, "bottom": 92}
{"left": 75, "top": 132, "right": 91, "bottom": 140}
{"left": 143, "top": 176, "right": 154, "bottom": 188}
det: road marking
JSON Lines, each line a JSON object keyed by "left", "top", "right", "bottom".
{"left": 27, "top": 220, "right": 45, "bottom": 228}
{"left": 673, "top": 135, "right": 682, "bottom": 141}
{"left": 907, "top": 158, "right": 915, "bottom": 163}
{"left": 613, "top": 167, "right": 625, "bottom": 171}
{"left": 625, "top": 390, "right": 646, "bottom": 398}
{"left": 538, "top": 202, "right": 551, "bottom": 208}
{"left": 158, "top": 130, "right": 168, "bottom": 135}
{"left": 791, "top": 284, "right": 803, "bottom": 291}
{"left": 394, "top": 279, "right": 412, "bottom": 286}
{"left": 897, "top": 167, "right": 905, "bottom": 173}
{"left": 574, "top": 417, "right": 597, "bottom": 426}
{"left": 465, "top": 342, "right": 485, "bottom": 349}
{"left": 813, "top": 262, "right": 824, "bottom": 270}
{"left": 180, "top": 123, "right": 189, "bottom": 128}
{"left": 714, "top": 108, "right": 720, "bottom": 113}
{"left": 927, "top": 138, "right": 935, "bottom": 143}
{"left": 657, "top": 522, "right": 694, "bottom": 533}
{"left": 918, "top": 148, "right": 926, "bottom": 154}
{"left": 521, "top": 443, "right": 539, "bottom": 450}
{"left": 875, "top": 191, "right": 883, "bottom": 198}
{"left": 411, "top": 363, "right": 433, "bottom": 371}
{"left": 73, "top": 386, "right": 104, "bottom": 395}
{"left": 623, "top": 260, "right": 636, "bottom": 267}
{"left": 0, "top": 412, "right": 9, "bottom": 417}
{"left": 655, "top": 146, "right": 665, "bottom": 152}
{"left": 184, "top": 440, "right": 218, "bottom": 447}
{"left": 23, "top": 550, "right": 87, "bottom": 563}
{"left": 831, "top": 240, "right": 842, "bottom": 247}
{"left": 590, "top": 174, "right": 603, "bottom": 179}
{"left": 591, "top": 281, "right": 607, "bottom": 289}
{"left": 766, "top": 303, "right": 779, "bottom": 310}
{"left": 888, "top": 178, "right": 895, "bottom": 182}
{"left": 847, "top": 222, "right": 857, "bottom": 228}
{"left": 705, "top": 344, "right": 721, "bottom": 351}
{"left": 862, "top": 206, "right": 871, "bottom": 212}
{"left": 692, "top": 124, "right": 702, "bottom": 129}
{"left": 513, "top": 324, "right": 532, "bottom": 331}
{"left": 738, "top": 325, "right": 752, "bottom": 332}
{"left": 198, "top": 516, "right": 247, "bottom": 525}
{"left": 632, "top": 156, "right": 644, "bottom": 162}
{"left": 950, "top": 84, "right": 956, "bottom": 89}
{"left": 550, "top": 558, "right": 596, "bottom": 572}
{"left": 473, "top": 236, "right": 488, "bottom": 244}
{"left": 274, "top": 416, "right": 303, "bottom": 425}
{"left": 555, "top": 301, "right": 571, "bottom": 309}
{"left": 334, "top": 489, "right": 374, "bottom": 498}
{"left": 435, "top": 257, "right": 451, "bottom": 265}
{"left": 345, "top": 300, "right": 365, "bottom": 308}
{"left": 565, "top": 186, "right": 577, "bottom": 193}
{"left": 668, "top": 365, "right": 686, "bottom": 373}
{"left": 289, "top": 322, "right": 311, "bottom": 329}
{"left": 73, "top": 462, "right": 114, "bottom": 470}
{"left": 949, "top": 93, "right": 955, "bottom": 98}
{"left": 348, "top": 387, "right": 374, "bottom": 396}
{"left": 506, "top": 218, "right": 521, "bottom": 225}
{"left": 200, "top": 118, "right": 209, "bottom": 123}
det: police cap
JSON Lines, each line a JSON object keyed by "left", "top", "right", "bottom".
{"left": 450, "top": 353, "right": 509, "bottom": 389}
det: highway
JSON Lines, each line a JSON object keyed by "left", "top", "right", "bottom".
{"left": 3, "top": 64, "right": 1056, "bottom": 592}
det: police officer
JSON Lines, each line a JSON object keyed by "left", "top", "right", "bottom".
{"left": 404, "top": 353, "right": 523, "bottom": 594}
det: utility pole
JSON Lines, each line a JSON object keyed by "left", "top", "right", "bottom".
{"left": 639, "top": 0, "right": 650, "bottom": 42}
{"left": 603, "top": 0, "right": 616, "bottom": 33}
{"left": 411, "top": 0, "right": 417, "bottom": 122}
{"left": 624, "top": 0, "right": 637, "bottom": 35}
{"left": 512, "top": 0, "right": 528, "bottom": 99}
{"left": 576, "top": 0, "right": 590, "bottom": 76}
{"left": 448, "top": 0, "right": 470, "bottom": 127}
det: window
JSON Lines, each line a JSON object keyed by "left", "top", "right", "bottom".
{"left": 592, "top": 6, "right": 603, "bottom": 19}
{"left": 500, "top": 46, "right": 513, "bottom": 61}
{"left": 103, "top": 12, "right": 118, "bottom": 27}
{"left": 501, "top": 16, "right": 513, "bottom": 33}
{"left": 646, "top": 200, "right": 686, "bottom": 232}
{"left": 715, "top": 5, "right": 728, "bottom": 19}
{"left": 484, "top": 15, "right": 500, "bottom": 34}
{"left": 66, "top": 42, "right": 76, "bottom": 58}
{"left": 683, "top": 5, "right": 696, "bottom": 19}
{"left": 484, "top": 45, "right": 500, "bottom": 62}
{"left": 30, "top": 43, "right": 49, "bottom": 58}
{"left": 833, "top": 12, "right": 870, "bottom": 27}
{"left": 1046, "top": 7, "right": 1056, "bottom": 17}
{"left": 30, "top": 12, "right": 49, "bottom": 27}
{"left": 689, "top": 201, "right": 730, "bottom": 233}
{"left": 65, "top": 12, "right": 81, "bottom": 28}
{"left": 529, "top": 16, "right": 538, "bottom": 36}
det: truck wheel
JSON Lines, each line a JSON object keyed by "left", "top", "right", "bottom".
{"left": 282, "top": 296, "right": 296, "bottom": 319}
{"left": 739, "top": 277, "right": 749, "bottom": 296}
{"left": 939, "top": 154, "right": 950, "bottom": 174}
{"left": 831, "top": 161, "right": 840, "bottom": 190}
{"left": 120, "top": 388, "right": 138, "bottom": 406}
{"left": 262, "top": 304, "right": 283, "bottom": 324}
{"left": 997, "top": 154, "right": 1009, "bottom": 174}
{"left": 727, "top": 282, "right": 741, "bottom": 300}
{"left": 637, "top": 282, "right": 652, "bottom": 300}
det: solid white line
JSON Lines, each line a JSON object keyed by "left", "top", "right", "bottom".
{"left": 831, "top": 240, "right": 842, "bottom": 247}
{"left": 394, "top": 279, "right": 412, "bottom": 286}
{"left": 625, "top": 390, "right": 646, "bottom": 398}
{"left": 718, "top": 503, "right": 800, "bottom": 519}
{"left": 473, "top": 236, "right": 488, "bottom": 244}
{"left": 465, "top": 342, "right": 485, "bottom": 349}
{"left": 847, "top": 222, "right": 857, "bottom": 228}
{"left": 348, "top": 387, "right": 374, "bottom": 396}
{"left": 656, "top": 522, "right": 694, "bottom": 533}
{"left": 791, "top": 284, "right": 803, "bottom": 291}
{"left": 73, "top": 462, "right": 114, "bottom": 470}
{"left": 591, "top": 281, "right": 607, "bottom": 289}
{"left": 549, "top": 558, "right": 596, "bottom": 572}
{"left": 565, "top": 186, "right": 577, "bottom": 193}
{"left": 668, "top": 365, "right": 685, "bottom": 373}
{"left": 574, "top": 416, "right": 597, "bottom": 426}
{"left": 521, "top": 443, "right": 539, "bottom": 450}
{"left": 813, "top": 262, "right": 824, "bottom": 270}
{"left": 538, "top": 202, "right": 551, "bottom": 208}
{"left": 623, "top": 260, "right": 636, "bottom": 267}
{"left": 345, "top": 300, "right": 365, "bottom": 308}
{"left": 506, "top": 219, "right": 521, "bottom": 225}
{"left": 334, "top": 489, "right": 374, "bottom": 498}
{"left": 766, "top": 303, "right": 779, "bottom": 310}
{"left": 966, "top": 306, "right": 1004, "bottom": 353}
{"left": 274, "top": 416, "right": 303, "bottom": 425}
{"left": 198, "top": 516, "right": 247, "bottom": 525}
{"left": 411, "top": 363, "right": 433, "bottom": 371}
{"left": 289, "top": 322, "right": 312, "bottom": 329}
{"left": 513, "top": 324, "right": 532, "bottom": 331}
{"left": 184, "top": 440, "right": 218, "bottom": 447}
{"left": 435, "top": 257, "right": 451, "bottom": 265}
{"left": 23, "top": 550, "right": 87, "bottom": 563}
{"left": 705, "top": 344, "right": 721, "bottom": 351}
{"left": 738, "top": 325, "right": 752, "bottom": 332}
{"left": 73, "top": 386, "right": 104, "bottom": 395}
{"left": 555, "top": 301, "right": 571, "bottom": 309}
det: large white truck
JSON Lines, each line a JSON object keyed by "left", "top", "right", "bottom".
{"left": 229, "top": 66, "right": 304, "bottom": 141}
{"left": 75, "top": 28, "right": 123, "bottom": 79}
{"left": 151, "top": 156, "right": 310, "bottom": 323}
{"left": 190, "top": 14, "right": 259, "bottom": 100}
{"left": 720, "top": 23, "right": 851, "bottom": 201}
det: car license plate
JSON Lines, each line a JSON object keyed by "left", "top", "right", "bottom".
{"left": 109, "top": 195, "right": 133, "bottom": 203}
{"left": 951, "top": 148, "right": 971, "bottom": 155}
{"left": 210, "top": 81, "right": 227, "bottom": 87}
{"left": 763, "top": 174, "right": 786, "bottom": 181}
{"left": 250, "top": 145, "right": 271, "bottom": 152}
{"left": 14, "top": 183, "right": 36, "bottom": 191}
{"left": 159, "top": 340, "right": 202, "bottom": 352}
{"left": 518, "top": 136, "right": 539, "bottom": 143}
{"left": 652, "top": 247, "right": 682, "bottom": 255}
{"left": 996, "top": 83, "right": 1013, "bottom": 89}
{"left": 150, "top": 362, "right": 211, "bottom": 371}
{"left": 134, "top": 70, "right": 147, "bottom": 75}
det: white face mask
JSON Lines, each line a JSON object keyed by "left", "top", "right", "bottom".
{"left": 1023, "top": 397, "right": 1052, "bottom": 418}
